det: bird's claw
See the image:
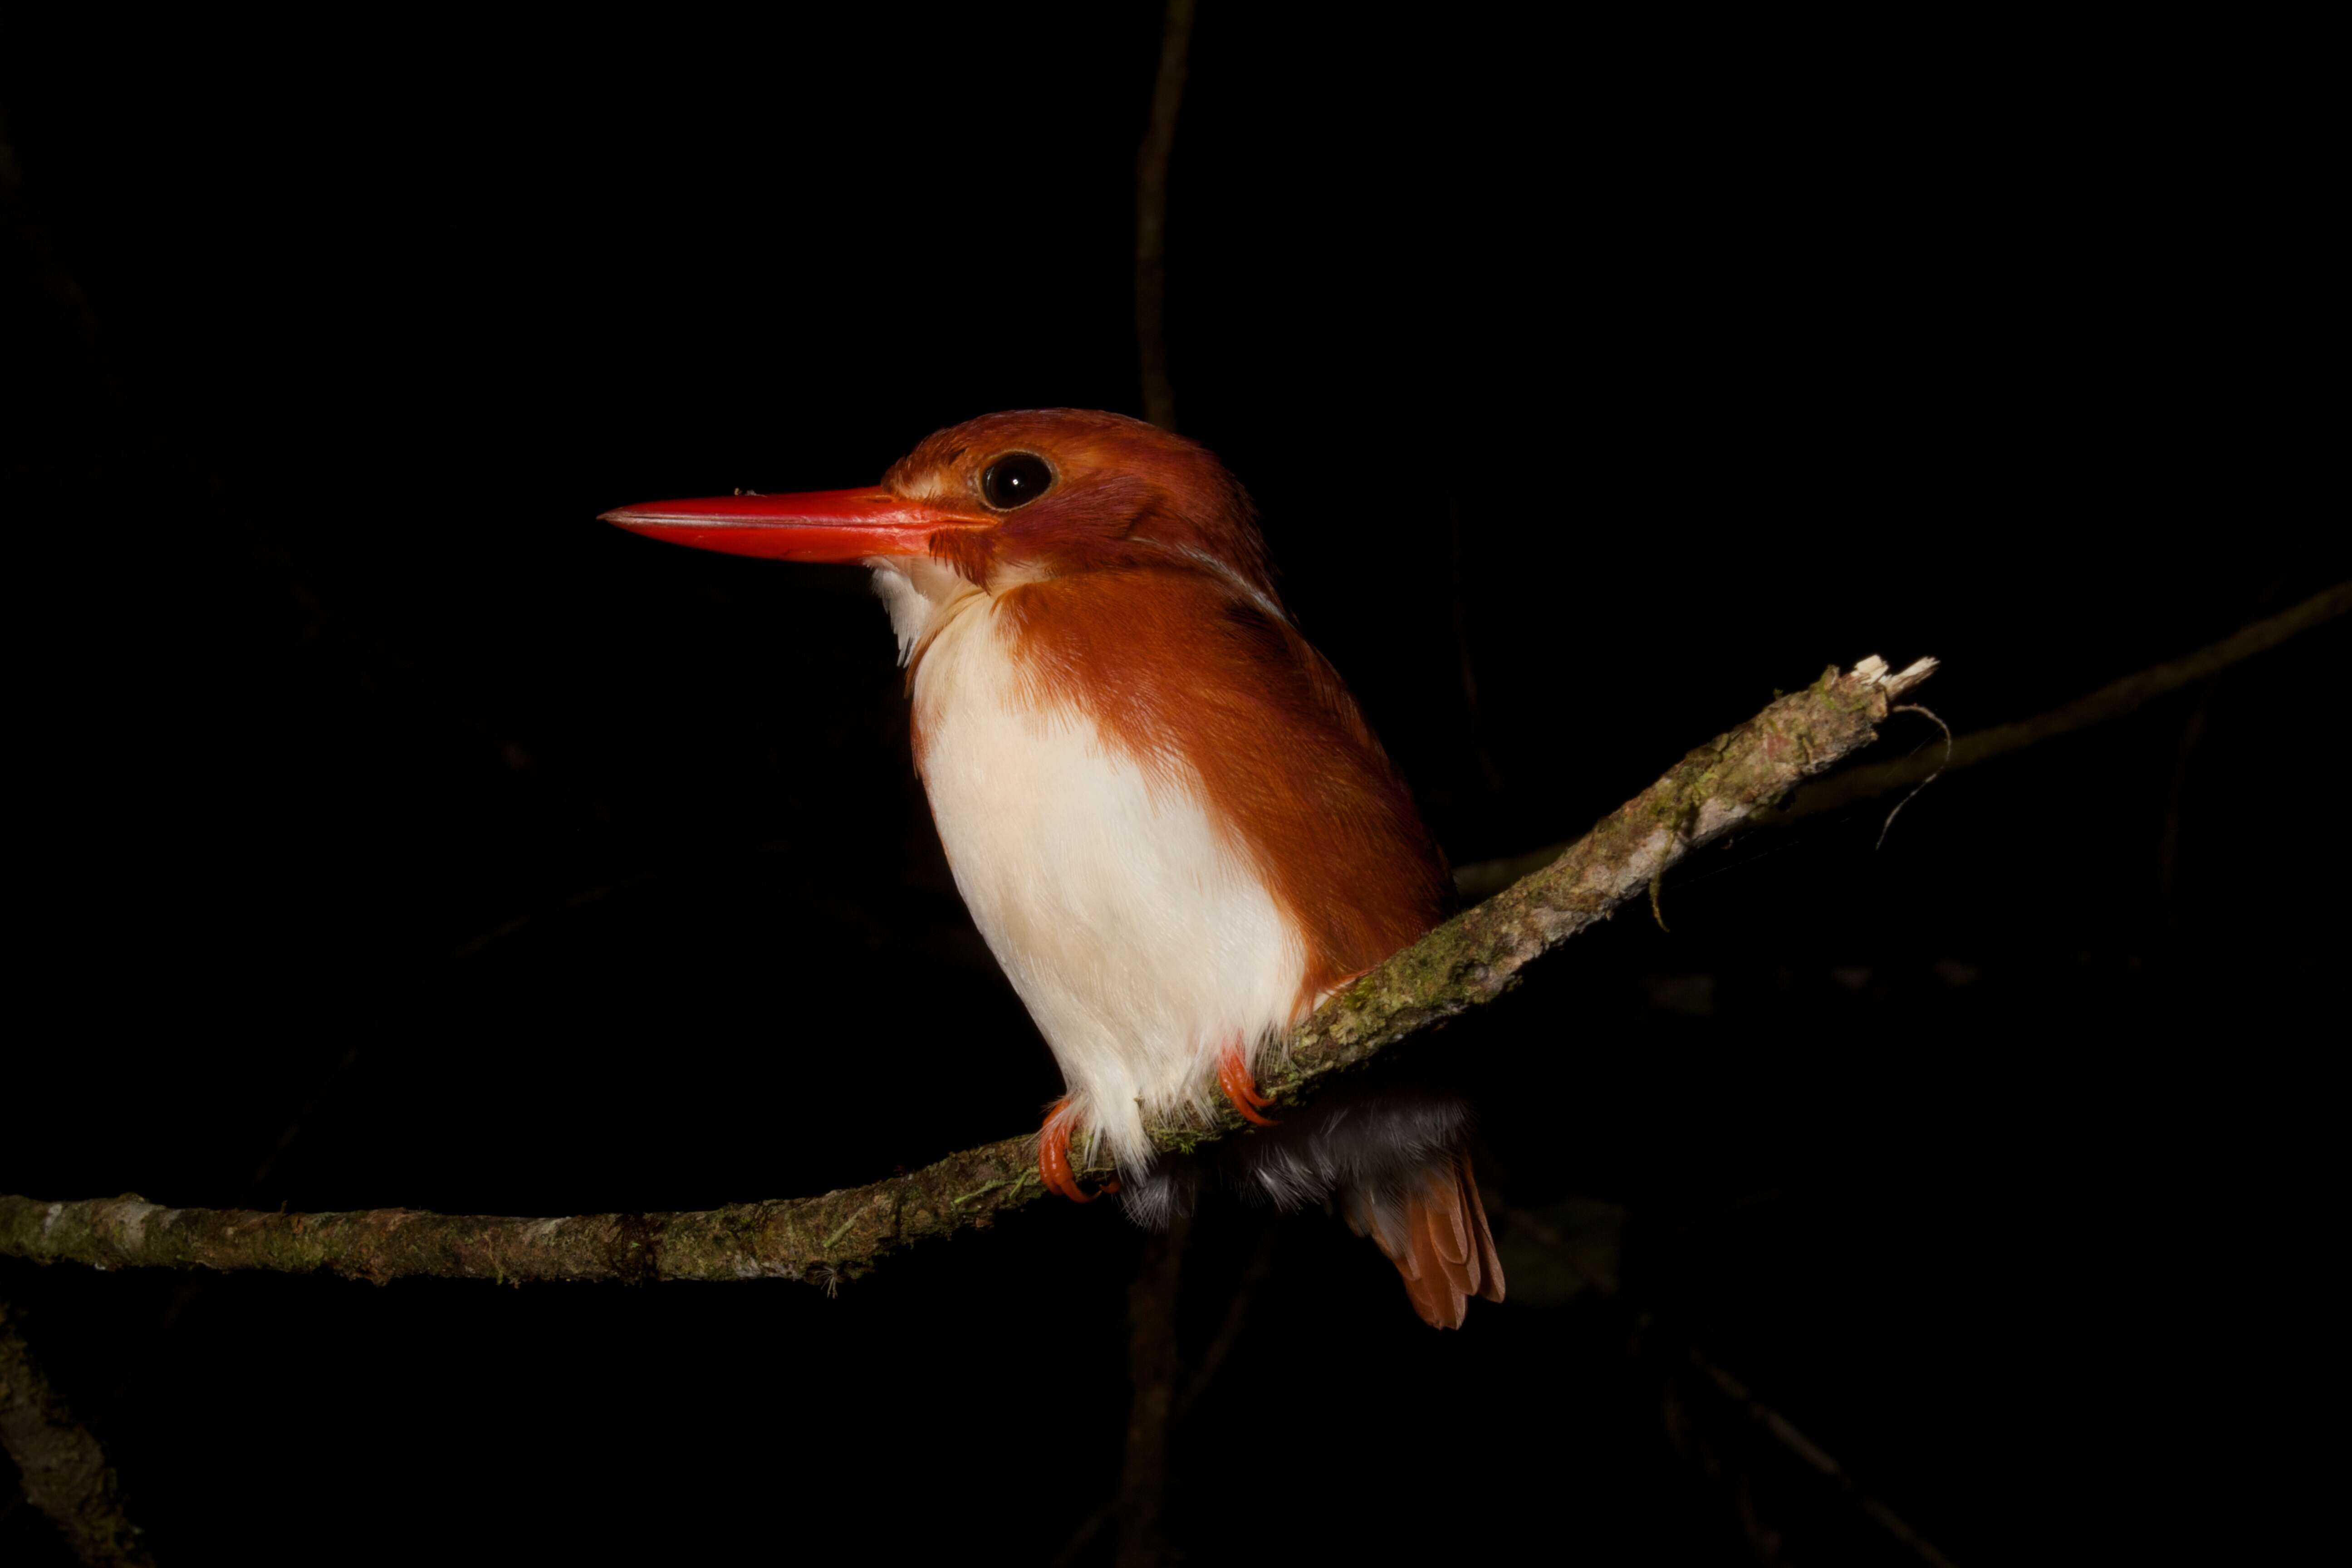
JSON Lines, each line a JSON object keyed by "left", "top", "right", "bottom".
{"left": 1039, "top": 1098, "right": 1118, "bottom": 1203}
{"left": 1216, "top": 1041, "right": 1280, "bottom": 1126}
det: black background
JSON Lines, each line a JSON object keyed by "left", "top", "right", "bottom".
{"left": 2, "top": 6, "right": 2340, "bottom": 1564}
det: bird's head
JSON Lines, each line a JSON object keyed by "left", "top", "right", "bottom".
{"left": 601, "top": 408, "right": 1277, "bottom": 606}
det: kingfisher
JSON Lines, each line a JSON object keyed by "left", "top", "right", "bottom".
{"left": 603, "top": 409, "right": 1503, "bottom": 1326}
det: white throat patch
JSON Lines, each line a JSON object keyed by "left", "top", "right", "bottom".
{"left": 867, "top": 557, "right": 978, "bottom": 667}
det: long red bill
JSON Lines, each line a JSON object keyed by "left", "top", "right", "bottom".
{"left": 598, "top": 487, "right": 989, "bottom": 562}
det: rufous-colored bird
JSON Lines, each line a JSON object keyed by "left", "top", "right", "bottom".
{"left": 603, "top": 409, "right": 1503, "bottom": 1327}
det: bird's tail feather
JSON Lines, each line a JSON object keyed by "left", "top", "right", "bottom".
{"left": 1215, "top": 1076, "right": 1506, "bottom": 1328}
{"left": 1340, "top": 1145, "right": 1505, "bottom": 1329}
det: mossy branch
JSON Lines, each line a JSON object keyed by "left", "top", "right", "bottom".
{"left": 0, "top": 655, "right": 1934, "bottom": 1292}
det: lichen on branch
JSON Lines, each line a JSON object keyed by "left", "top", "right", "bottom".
{"left": 0, "top": 655, "right": 1933, "bottom": 1291}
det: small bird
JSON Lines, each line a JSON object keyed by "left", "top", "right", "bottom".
{"left": 604, "top": 409, "right": 1503, "bottom": 1326}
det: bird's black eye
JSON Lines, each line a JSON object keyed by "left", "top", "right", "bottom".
{"left": 980, "top": 453, "right": 1054, "bottom": 510}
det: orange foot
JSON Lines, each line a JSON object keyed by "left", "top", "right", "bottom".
{"left": 1216, "top": 1040, "right": 1280, "bottom": 1127}
{"left": 1038, "top": 1098, "right": 1118, "bottom": 1203}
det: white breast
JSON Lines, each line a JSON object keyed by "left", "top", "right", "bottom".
{"left": 874, "top": 562, "right": 1306, "bottom": 1177}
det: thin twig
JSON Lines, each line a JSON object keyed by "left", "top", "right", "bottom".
{"left": 1454, "top": 583, "right": 2350, "bottom": 899}
{"left": 2160, "top": 560, "right": 2305, "bottom": 941}
{"left": 1055, "top": 1215, "right": 1285, "bottom": 1566}
{"left": 2, "top": 654, "right": 1933, "bottom": 1289}
{"left": 1113, "top": 1213, "right": 1190, "bottom": 1568}
{"left": 1115, "top": 21, "right": 1202, "bottom": 1543}
{"left": 1685, "top": 1341, "right": 1962, "bottom": 1568}
{"left": 1771, "top": 581, "right": 2348, "bottom": 826}
{"left": 0, "top": 1298, "right": 157, "bottom": 1568}
{"left": 1515, "top": 1205, "right": 1955, "bottom": 1561}
{"left": 1135, "top": 0, "right": 1196, "bottom": 432}
{"left": 1874, "top": 704, "right": 1952, "bottom": 850}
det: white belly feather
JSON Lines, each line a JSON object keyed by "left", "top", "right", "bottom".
{"left": 875, "top": 562, "right": 1306, "bottom": 1176}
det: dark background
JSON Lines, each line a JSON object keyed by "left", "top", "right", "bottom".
{"left": 2, "top": 6, "right": 2340, "bottom": 1564}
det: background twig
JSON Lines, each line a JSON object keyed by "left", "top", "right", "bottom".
{"left": 1453, "top": 584, "right": 2349, "bottom": 900}
{"left": 1135, "top": 0, "right": 1196, "bottom": 433}
{"left": 1114, "top": 1213, "right": 1190, "bottom": 1568}
{"left": 0, "top": 1298, "right": 156, "bottom": 1568}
